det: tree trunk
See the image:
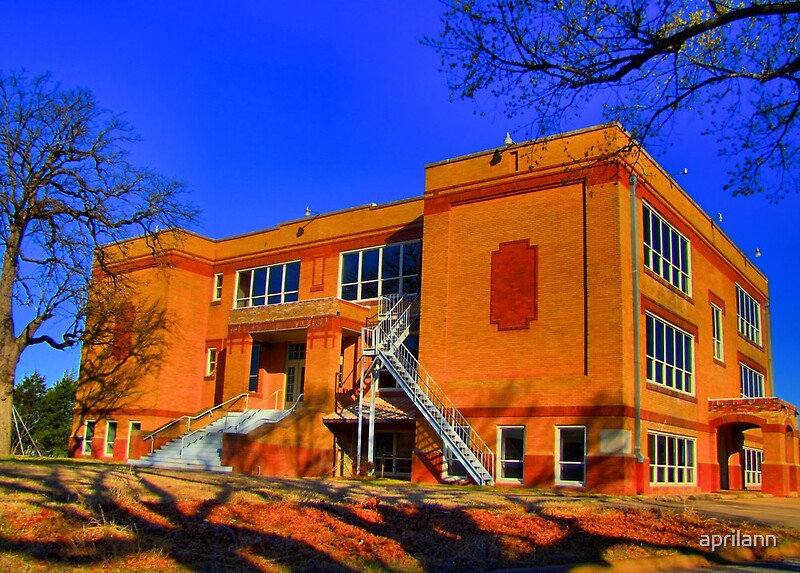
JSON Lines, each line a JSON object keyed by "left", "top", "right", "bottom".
{"left": 0, "top": 343, "right": 22, "bottom": 456}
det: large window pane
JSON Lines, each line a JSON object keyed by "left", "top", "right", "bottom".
{"left": 645, "top": 313, "right": 694, "bottom": 394}
{"left": 235, "top": 262, "right": 300, "bottom": 308}
{"left": 340, "top": 241, "right": 421, "bottom": 301}
{"left": 643, "top": 203, "right": 691, "bottom": 295}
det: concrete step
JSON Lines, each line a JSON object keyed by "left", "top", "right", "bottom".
{"left": 129, "top": 458, "right": 233, "bottom": 472}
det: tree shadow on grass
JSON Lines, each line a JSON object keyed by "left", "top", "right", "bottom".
{"left": 0, "top": 460, "right": 359, "bottom": 572}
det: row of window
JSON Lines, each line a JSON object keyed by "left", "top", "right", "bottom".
{"left": 448, "top": 426, "right": 760, "bottom": 487}
{"left": 212, "top": 240, "right": 422, "bottom": 308}
{"left": 643, "top": 203, "right": 764, "bottom": 349}
{"left": 81, "top": 420, "right": 141, "bottom": 457}
{"left": 645, "top": 311, "right": 767, "bottom": 398}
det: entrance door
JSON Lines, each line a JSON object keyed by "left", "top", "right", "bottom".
{"left": 285, "top": 343, "right": 306, "bottom": 406}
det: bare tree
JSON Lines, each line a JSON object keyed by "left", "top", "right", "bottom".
{"left": 0, "top": 71, "right": 197, "bottom": 455}
{"left": 425, "top": 0, "right": 800, "bottom": 199}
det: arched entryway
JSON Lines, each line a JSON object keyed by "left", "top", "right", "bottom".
{"left": 709, "top": 399, "right": 800, "bottom": 497}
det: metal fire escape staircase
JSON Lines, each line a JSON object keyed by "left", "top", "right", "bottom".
{"left": 363, "top": 295, "right": 495, "bottom": 486}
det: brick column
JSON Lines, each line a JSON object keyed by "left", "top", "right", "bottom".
{"left": 761, "top": 426, "right": 790, "bottom": 497}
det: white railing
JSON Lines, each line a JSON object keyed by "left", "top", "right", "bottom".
{"left": 144, "top": 392, "right": 250, "bottom": 453}
{"left": 372, "top": 296, "right": 494, "bottom": 484}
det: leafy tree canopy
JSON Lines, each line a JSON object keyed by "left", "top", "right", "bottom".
{"left": 426, "top": 0, "right": 800, "bottom": 200}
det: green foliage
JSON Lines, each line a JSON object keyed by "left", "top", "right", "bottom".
{"left": 13, "top": 372, "right": 77, "bottom": 456}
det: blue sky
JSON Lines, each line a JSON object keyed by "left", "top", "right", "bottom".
{"left": 2, "top": 2, "right": 798, "bottom": 406}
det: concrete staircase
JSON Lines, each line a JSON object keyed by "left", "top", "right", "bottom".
{"left": 130, "top": 407, "right": 298, "bottom": 472}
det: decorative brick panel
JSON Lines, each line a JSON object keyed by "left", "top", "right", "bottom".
{"left": 490, "top": 239, "right": 538, "bottom": 331}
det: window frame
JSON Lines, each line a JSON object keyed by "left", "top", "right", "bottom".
{"left": 206, "top": 347, "right": 217, "bottom": 377}
{"left": 711, "top": 303, "right": 724, "bottom": 362}
{"left": 645, "top": 312, "right": 695, "bottom": 396}
{"left": 497, "top": 426, "right": 525, "bottom": 483}
{"left": 736, "top": 284, "right": 763, "bottom": 347}
{"left": 82, "top": 420, "right": 96, "bottom": 455}
{"left": 104, "top": 420, "right": 117, "bottom": 457}
{"left": 740, "top": 362, "right": 766, "bottom": 398}
{"left": 555, "top": 426, "right": 587, "bottom": 486}
{"left": 642, "top": 202, "right": 692, "bottom": 296}
{"left": 743, "top": 447, "right": 763, "bottom": 488}
{"left": 235, "top": 260, "right": 301, "bottom": 309}
{"left": 648, "top": 431, "right": 696, "bottom": 486}
{"left": 212, "top": 273, "right": 223, "bottom": 301}
{"left": 339, "top": 240, "right": 421, "bottom": 302}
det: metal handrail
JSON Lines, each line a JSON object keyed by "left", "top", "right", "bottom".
{"left": 144, "top": 392, "right": 250, "bottom": 452}
{"left": 374, "top": 296, "right": 494, "bottom": 483}
{"left": 178, "top": 392, "right": 306, "bottom": 456}
{"left": 248, "top": 388, "right": 284, "bottom": 410}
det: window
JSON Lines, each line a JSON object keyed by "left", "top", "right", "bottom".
{"left": 374, "top": 432, "right": 413, "bottom": 477}
{"left": 643, "top": 202, "right": 691, "bottom": 295}
{"left": 340, "top": 241, "right": 421, "bottom": 301}
{"left": 236, "top": 261, "right": 300, "bottom": 308}
{"left": 285, "top": 343, "right": 306, "bottom": 403}
{"left": 645, "top": 313, "right": 695, "bottom": 395}
{"left": 82, "top": 420, "right": 96, "bottom": 455}
{"left": 249, "top": 344, "right": 261, "bottom": 392}
{"left": 736, "top": 285, "right": 762, "bottom": 346}
{"left": 498, "top": 427, "right": 525, "bottom": 481}
{"left": 649, "top": 432, "right": 696, "bottom": 485}
{"left": 212, "top": 273, "right": 223, "bottom": 301}
{"left": 127, "top": 421, "right": 141, "bottom": 459}
{"left": 206, "top": 347, "right": 217, "bottom": 377}
{"left": 444, "top": 445, "right": 469, "bottom": 479}
{"left": 556, "top": 427, "right": 586, "bottom": 485}
{"left": 104, "top": 421, "right": 117, "bottom": 457}
{"left": 444, "top": 425, "right": 470, "bottom": 480}
{"left": 743, "top": 447, "right": 763, "bottom": 488}
{"left": 711, "top": 304, "right": 724, "bottom": 361}
{"left": 740, "top": 363, "right": 765, "bottom": 398}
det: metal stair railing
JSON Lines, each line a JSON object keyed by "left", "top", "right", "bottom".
{"left": 178, "top": 393, "right": 306, "bottom": 457}
{"left": 143, "top": 392, "right": 250, "bottom": 453}
{"left": 372, "top": 296, "right": 494, "bottom": 485}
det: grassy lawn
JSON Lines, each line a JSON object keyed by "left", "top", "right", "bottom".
{"left": 0, "top": 458, "right": 797, "bottom": 572}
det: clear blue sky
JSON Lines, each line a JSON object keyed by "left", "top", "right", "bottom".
{"left": 2, "top": 2, "right": 798, "bottom": 406}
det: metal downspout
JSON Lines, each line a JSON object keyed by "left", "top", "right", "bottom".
{"left": 356, "top": 345, "right": 366, "bottom": 476}
{"left": 765, "top": 299, "right": 775, "bottom": 395}
{"left": 630, "top": 173, "right": 645, "bottom": 467}
{"left": 368, "top": 361, "right": 378, "bottom": 472}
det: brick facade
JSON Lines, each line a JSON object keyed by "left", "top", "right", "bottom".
{"left": 71, "top": 124, "right": 799, "bottom": 495}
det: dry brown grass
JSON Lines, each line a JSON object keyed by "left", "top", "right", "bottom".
{"left": 0, "top": 458, "right": 797, "bottom": 572}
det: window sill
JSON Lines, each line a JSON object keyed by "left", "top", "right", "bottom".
{"left": 646, "top": 382, "right": 698, "bottom": 403}
{"left": 643, "top": 268, "right": 694, "bottom": 304}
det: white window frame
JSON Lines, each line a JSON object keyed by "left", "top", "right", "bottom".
{"left": 235, "top": 261, "right": 300, "bottom": 308}
{"left": 643, "top": 202, "right": 692, "bottom": 296}
{"left": 711, "top": 304, "right": 724, "bottom": 362}
{"left": 743, "top": 447, "right": 763, "bottom": 488}
{"left": 497, "top": 426, "right": 525, "bottom": 483}
{"left": 126, "top": 421, "right": 141, "bottom": 460}
{"left": 736, "top": 284, "right": 762, "bottom": 346}
{"left": 555, "top": 426, "right": 586, "bottom": 486}
{"left": 740, "top": 363, "right": 765, "bottom": 398}
{"left": 645, "top": 312, "right": 695, "bottom": 395}
{"left": 339, "top": 240, "right": 421, "bottom": 301}
{"left": 82, "top": 420, "right": 96, "bottom": 455}
{"left": 649, "top": 431, "right": 696, "bottom": 485}
{"left": 104, "top": 420, "right": 117, "bottom": 457}
{"left": 212, "top": 273, "right": 223, "bottom": 301}
{"left": 206, "top": 347, "right": 217, "bottom": 377}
